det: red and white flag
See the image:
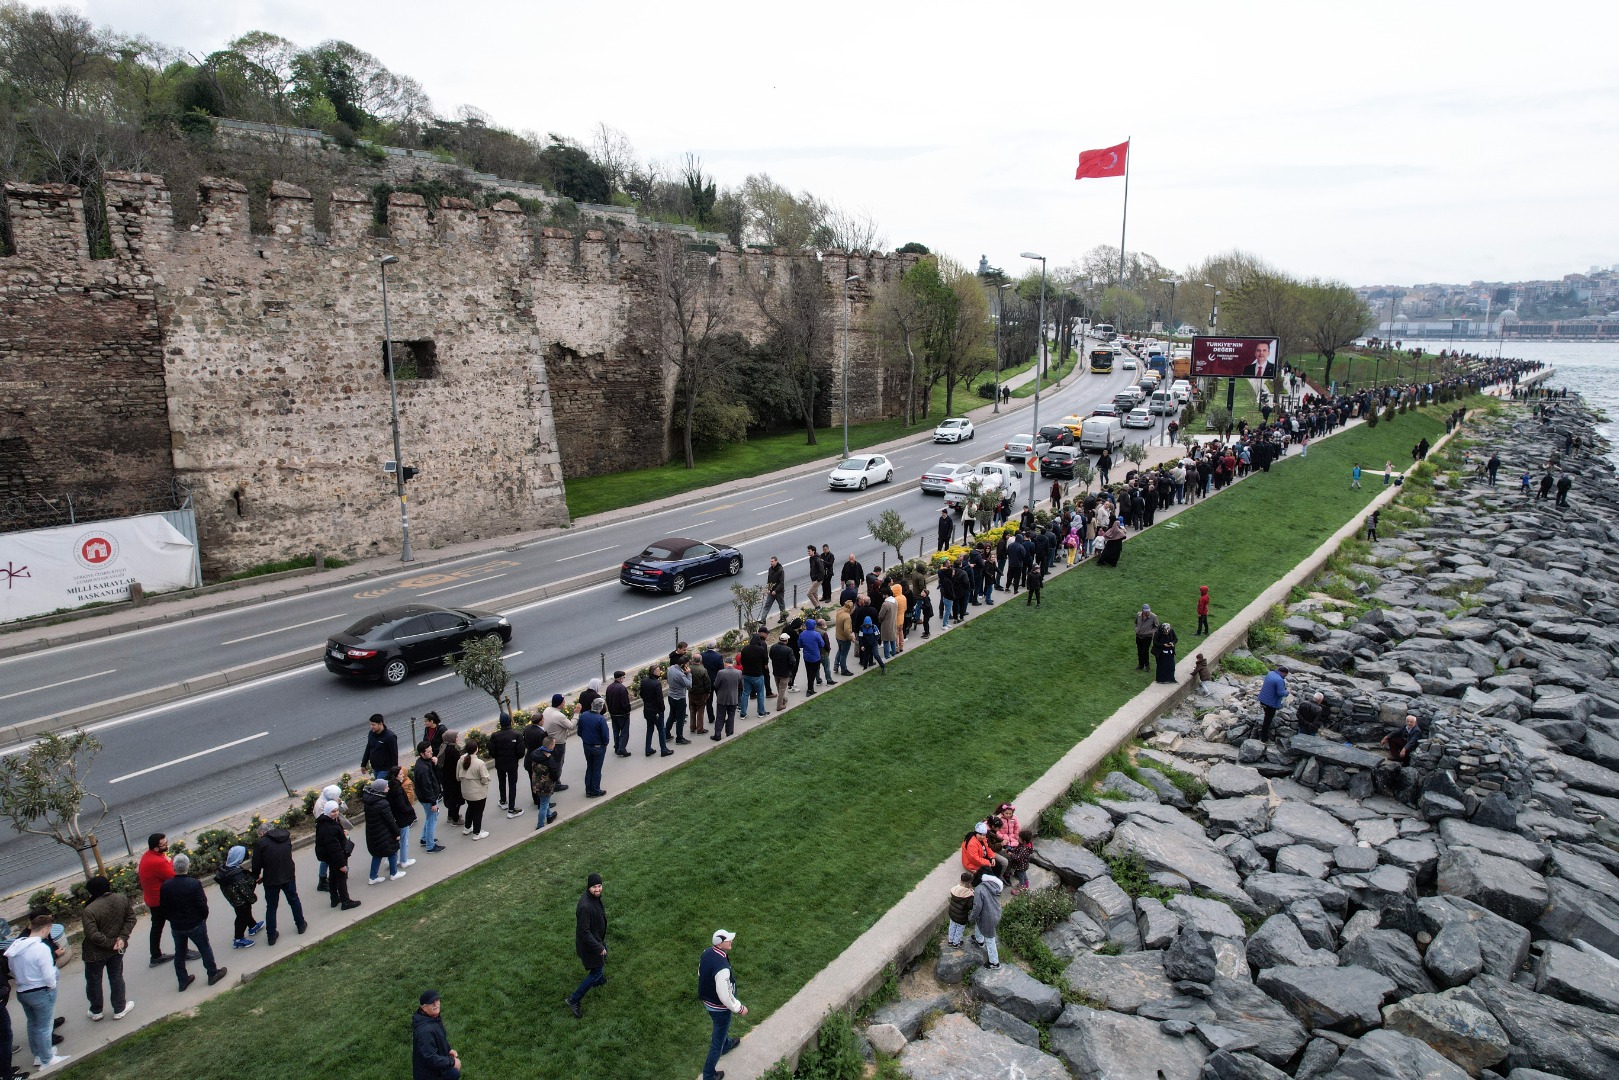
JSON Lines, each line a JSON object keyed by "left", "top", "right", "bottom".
{"left": 1075, "top": 140, "right": 1129, "bottom": 180}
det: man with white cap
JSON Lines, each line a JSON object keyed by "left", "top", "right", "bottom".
{"left": 698, "top": 929, "right": 747, "bottom": 1080}
{"left": 1134, "top": 604, "right": 1159, "bottom": 671}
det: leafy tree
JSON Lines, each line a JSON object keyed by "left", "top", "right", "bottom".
{"left": 866, "top": 508, "right": 914, "bottom": 564}
{"left": 1302, "top": 279, "right": 1373, "bottom": 389}
{"left": 540, "top": 135, "right": 610, "bottom": 203}
{"left": 1100, "top": 286, "right": 1147, "bottom": 332}
{"left": 1205, "top": 405, "right": 1233, "bottom": 435}
{"left": 749, "top": 257, "right": 833, "bottom": 444}
{"left": 448, "top": 633, "right": 510, "bottom": 712}
{"left": 680, "top": 152, "right": 717, "bottom": 229}
{"left": 895, "top": 241, "right": 930, "bottom": 255}
{"left": 1225, "top": 268, "right": 1307, "bottom": 395}
{"left": 741, "top": 172, "right": 826, "bottom": 250}
{"left": 0, "top": 3, "right": 109, "bottom": 111}
{"left": 873, "top": 263, "right": 933, "bottom": 426}
{"left": 657, "top": 240, "right": 734, "bottom": 467}
{"left": 730, "top": 583, "right": 764, "bottom": 630}
{"left": 1071, "top": 456, "right": 1095, "bottom": 492}
{"left": 1123, "top": 442, "right": 1147, "bottom": 468}
{"left": 0, "top": 730, "right": 110, "bottom": 880}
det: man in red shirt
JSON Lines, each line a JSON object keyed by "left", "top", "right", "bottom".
{"left": 137, "top": 833, "right": 187, "bottom": 967}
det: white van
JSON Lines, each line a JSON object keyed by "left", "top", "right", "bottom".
{"left": 1080, "top": 416, "right": 1123, "bottom": 453}
{"left": 1148, "top": 391, "right": 1176, "bottom": 415}
{"left": 1170, "top": 380, "right": 1193, "bottom": 404}
{"left": 1093, "top": 323, "right": 1117, "bottom": 342}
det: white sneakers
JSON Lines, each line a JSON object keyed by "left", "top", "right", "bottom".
{"left": 113, "top": 1001, "right": 136, "bottom": 1019}
{"left": 390, "top": 870, "right": 407, "bottom": 880}
{"left": 36, "top": 1053, "right": 72, "bottom": 1070}
{"left": 400, "top": 858, "right": 417, "bottom": 868}
{"left": 471, "top": 831, "right": 489, "bottom": 840}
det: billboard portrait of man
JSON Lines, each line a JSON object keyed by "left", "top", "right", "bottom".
{"left": 1242, "top": 339, "right": 1277, "bottom": 378}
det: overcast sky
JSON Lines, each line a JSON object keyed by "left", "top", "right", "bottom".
{"left": 61, "top": 0, "right": 1619, "bottom": 287}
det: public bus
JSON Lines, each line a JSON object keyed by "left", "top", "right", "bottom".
{"left": 1089, "top": 347, "right": 1115, "bottom": 374}
{"left": 1093, "top": 323, "right": 1117, "bottom": 342}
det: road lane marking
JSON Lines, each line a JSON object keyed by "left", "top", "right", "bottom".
{"left": 683, "top": 520, "right": 715, "bottom": 529}
{"left": 417, "top": 573, "right": 507, "bottom": 596}
{"left": 616, "top": 596, "right": 691, "bottom": 622}
{"left": 751, "top": 498, "right": 793, "bottom": 511}
{"left": 420, "top": 649, "right": 522, "bottom": 686}
{"left": 756, "top": 554, "right": 812, "bottom": 575}
{"left": 109, "top": 732, "right": 270, "bottom": 784}
{"left": 220, "top": 615, "right": 348, "bottom": 646}
{"left": 0, "top": 669, "right": 117, "bottom": 703}
{"left": 556, "top": 545, "right": 617, "bottom": 563}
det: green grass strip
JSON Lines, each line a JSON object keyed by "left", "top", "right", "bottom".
{"left": 71, "top": 405, "right": 1454, "bottom": 1080}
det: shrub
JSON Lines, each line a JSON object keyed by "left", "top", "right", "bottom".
{"left": 1037, "top": 803, "right": 1068, "bottom": 838}
{"left": 1136, "top": 757, "right": 1208, "bottom": 803}
{"left": 1365, "top": 408, "right": 1379, "bottom": 428}
{"left": 190, "top": 827, "right": 251, "bottom": 876}
{"left": 28, "top": 886, "right": 82, "bottom": 922}
{"left": 794, "top": 1010, "right": 865, "bottom": 1080}
{"left": 1001, "top": 886, "right": 1075, "bottom": 984}
{"left": 1103, "top": 851, "right": 1177, "bottom": 902}
{"left": 1221, "top": 654, "right": 1267, "bottom": 678}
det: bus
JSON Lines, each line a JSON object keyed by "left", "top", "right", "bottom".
{"left": 1089, "top": 347, "right": 1115, "bottom": 374}
{"left": 1093, "top": 323, "right": 1117, "bottom": 342}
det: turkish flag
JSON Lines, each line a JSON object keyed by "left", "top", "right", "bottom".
{"left": 1075, "top": 140, "right": 1129, "bottom": 180}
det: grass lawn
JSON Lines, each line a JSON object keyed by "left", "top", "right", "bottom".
{"left": 1288, "top": 351, "right": 1460, "bottom": 393}
{"left": 75, "top": 405, "right": 1457, "bottom": 1080}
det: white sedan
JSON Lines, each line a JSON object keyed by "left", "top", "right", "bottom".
{"left": 1121, "top": 357, "right": 1138, "bottom": 370}
{"left": 933, "top": 417, "right": 975, "bottom": 443}
{"left": 1122, "top": 407, "right": 1154, "bottom": 429}
{"left": 828, "top": 454, "right": 894, "bottom": 491}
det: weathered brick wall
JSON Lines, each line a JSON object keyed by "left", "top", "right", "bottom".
{"left": 0, "top": 181, "right": 173, "bottom": 521}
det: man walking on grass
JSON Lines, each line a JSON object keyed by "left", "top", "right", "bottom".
{"left": 698, "top": 930, "right": 747, "bottom": 1080}
{"left": 565, "top": 873, "right": 608, "bottom": 1018}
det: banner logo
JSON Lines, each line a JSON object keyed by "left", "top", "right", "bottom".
{"left": 75, "top": 532, "right": 120, "bottom": 569}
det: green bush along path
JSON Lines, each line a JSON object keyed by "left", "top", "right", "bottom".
{"left": 69, "top": 407, "right": 1451, "bottom": 1080}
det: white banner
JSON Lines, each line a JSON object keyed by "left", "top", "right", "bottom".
{"left": 0, "top": 514, "right": 201, "bottom": 624}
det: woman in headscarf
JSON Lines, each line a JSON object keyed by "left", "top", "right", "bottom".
{"left": 1154, "top": 621, "right": 1179, "bottom": 684}
{"left": 577, "top": 678, "right": 603, "bottom": 714}
{"left": 214, "top": 845, "right": 262, "bottom": 948}
{"left": 314, "top": 800, "right": 360, "bottom": 911}
{"left": 1097, "top": 521, "right": 1127, "bottom": 567}
{"left": 438, "top": 729, "right": 463, "bottom": 827}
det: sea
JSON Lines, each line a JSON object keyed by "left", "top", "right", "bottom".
{"left": 1401, "top": 339, "right": 1619, "bottom": 465}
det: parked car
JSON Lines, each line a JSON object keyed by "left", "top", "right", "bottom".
{"left": 1039, "top": 446, "right": 1079, "bottom": 479}
{"left": 1148, "top": 391, "right": 1176, "bottom": 415}
{"left": 1034, "top": 425, "right": 1076, "bottom": 454}
{"left": 933, "top": 417, "right": 974, "bottom": 443}
{"left": 325, "top": 604, "right": 512, "bottom": 686}
{"left": 921, "top": 461, "right": 977, "bottom": 494}
{"left": 1004, "top": 434, "right": 1035, "bottom": 462}
{"left": 828, "top": 453, "right": 894, "bottom": 490}
{"left": 1080, "top": 416, "right": 1124, "bottom": 452}
{"left": 945, "top": 461, "right": 1022, "bottom": 508}
{"left": 1123, "top": 407, "right": 1154, "bottom": 429}
{"left": 1091, "top": 402, "right": 1120, "bottom": 419}
{"left": 620, "top": 536, "right": 743, "bottom": 594}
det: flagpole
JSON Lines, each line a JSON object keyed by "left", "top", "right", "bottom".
{"left": 1117, "top": 136, "right": 1131, "bottom": 286}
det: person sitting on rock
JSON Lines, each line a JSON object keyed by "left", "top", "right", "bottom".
{"left": 1295, "top": 691, "right": 1326, "bottom": 735}
{"left": 1381, "top": 713, "right": 1424, "bottom": 763}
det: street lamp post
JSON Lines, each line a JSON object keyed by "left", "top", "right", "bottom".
{"left": 841, "top": 273, "right": 860, "bottom": 458}
{"left": 1205, "top": 283, "right": 1234, "bottom": 413}
{"left": 380, "top": 255, "right": 413, "bottom": 562}
{"left": 1159, "top": 277, "right": 1178, "bottom": 338}
{"left": 1021, "top": 252, "right": 1046, "bottom": 511}
{"left": 992, "top": 281, "right": 1013, "bottom": 413}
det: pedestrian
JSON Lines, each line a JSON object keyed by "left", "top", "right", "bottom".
{"left": 833, "top": 601, "right": 855, "bottom": 675}
{"left": 668, "top": 656, "right": 693, "bottom": 744}
{"left": 878, "top": 590, "right": 899, "bottom": 659}
{"left": 1296, "top": 691, "right": 1326, "bottom": 735}
{"left": 969, "top": 873, "right": 1005, "bottom": 968}
{"left": 1024, "top": 560, "right": 1044, "bottom": 606}
{"left": 799, "top": 618, "right": 828, "bottom": 695}
{"left": 945, "top": 872, "right": 975, "bottom": 948}
{"left": 1153, "top": 621, "right": 1178, "bottom": 683}
{"left": 1518, "top": 471, "right": 1532, "bottom": 496}
{"left": 698, "top": 930, "right": 747, "bottom": 1080}
{"left": 739, "top": 633, "right": 770, "bottom": 718}
{"left": 1134, "top": 604, "right": 1158, "bottom": 671}
{"left": 688, "top": 656, "right": 711, "bottom": 736}
{"left": 312, "top": 784, "right": 347, "bottom": 891}
{"left": 918, "top": 586, "right": 934, "bottom": 638}
{"left": 159, "top": 855, "right": 226, "bottom": 992}
{"left": 252, "top": 819, "right": 306, "bottom": 945}
{"left": 1350, "top": 462, "right": 1361, "bottom": 489}
{"left": 579, "top": 698, "right": 610, "bottom": 799}
{"left": 712, "top": 656, "right": 742, "bottom": 740}
{"left": 606, "top": 671, "right": 634, "bottom": 757}
{"left": 80, "top": 874, "right": 136, "bottom": 1022}
{"left": 1380, "top": 713, "right": 1424, "bottom": 763}
{"left": 137, "top": 832, "right": 179, "bottom": 967}
{"left": 6, "top": 914, "right": 70, "bottom": 1070}
{"left": 413, "top": 741, "right": 446, "bottom": 853}
{"left": 1097, "top": 520, "right": 1126, "bottom": 566}
{"left": 1556, "top": 473, "right": 1572, "bottom": 506}
{"left": 761, "top": 556, "right": 787, "bottom": 624}
{"left": 360, "top": 713, "right": 399, "bottom": 780}
{"left": 1196, "top": 585, "right": 1210, "bottom": 635}
{"left": 490, "top": 711, "right": 525, "bottom": 819}
{"left": 214, "top": 846, "right": 262, "bottom": 949}
{"left": 1257, "top": 665, "right": 1290, "bottom": 742}
{"left": 314, "top": 801, "right": 360, "bottom": 911}
{"left": 857, "top": 616, "right": 886, "bottom": 673}
{"left": 438, "top": 730, "right": 464, "bottom": 827}
{"left": 770, "top": 632, "right": 797, "bottom": 711}
{"left": 1486, "top": 453, "right": 1500, "bottom": 485}
{"left": 640, "top": 665, "right": 671, "bottom": 756}
{"left": 1365, "top": 509, "right": 1379, "bottom": 541}
{"left": 457, "top": 734, "right": 492, "bottom": 839}
{"left": 936, "top": 507, "right": 952, "bottom": 552}
{"left": 819, "top": 544, "right": 836, "bottom": 603}
{"left": 541, "top": 694, "right": 577, "bottom": 794}
{"left": 1382, "top": 460, "right": 1392, "bottom": 486}
{"left": 362, "top": 778, "right": 405, "bottom": 884}
{"left": 412, "top": 989, "right": 461, "bottom": 1080}
{"left": 388, "top": 765, "right": 419, "bottom": 862}
{"left": 1194, "top": 653, "right": 1212, "bottom": 694}
{"left": 564, "top": 873, "right": 608, "bottom": 1018}
{"left": 528, "top": 736, "right": 558, "bottom": 828}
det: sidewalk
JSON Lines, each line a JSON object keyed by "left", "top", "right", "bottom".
{"left": 46, "top": 391, "right": 1338, "bottom": 1070}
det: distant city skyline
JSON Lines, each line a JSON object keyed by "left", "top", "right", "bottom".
{"left": 54, "top": 0, "right": 1619, "bottom": 286}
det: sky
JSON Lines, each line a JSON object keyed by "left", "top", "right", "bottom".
{"left": 56, "top": 0, "right": 1619, "bottom": 287}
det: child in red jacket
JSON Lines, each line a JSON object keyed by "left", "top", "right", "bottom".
{"left": 1196, "top": 585, "right": 1210, "bottom": 635}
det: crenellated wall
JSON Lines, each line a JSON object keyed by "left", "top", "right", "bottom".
{"left": 0, "top": 172, "right": 913, "bottom": 574}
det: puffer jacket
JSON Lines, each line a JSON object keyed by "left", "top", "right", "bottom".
{"left": 457, "top": 751, "right": 492, "bottom": 802}
{"left": 969, "top": 874, "right": 1004, "bottom": 937}
{"left": 215, "top": 862, "right": 258, "bottom": 909}
{"left": 80, "top": 891, "right": 136, "bottom": 963}
{"left": 362, "top": 787, "right": 401, "bottom": 857}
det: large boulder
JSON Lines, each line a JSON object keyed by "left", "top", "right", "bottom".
{"left": 1163, "top": 928, "right": 1218, "bottom": 983}
{"left": 1471, "top": 974, "right": 1619, "bottom": 1080}
{"left": 1382, "top": 990, "right": 1511, "bottom": 1075}
{"left": 1203, "top": 976, "right": 1310, "bottom": 1065}
{"left": 1062, "top": 950, "right": 1176, "bottom": 1014}
{"left": 1424, "top": 921, "right": 1484, "bottom": 989}
{"left": 1102, "top": 771, "right": 1160, "bottom": 802}
{"left": 1338, "top": 929, "right": 1436, "bottom": 1001}
{"left": 1201, "top": 1048, "right": 1292, "bottom": 1080}
{"left": 1534, "top": 941, "right": 1619, "bottom": 1015}
{"left": 1416, "top": 895, "right": 1531, "bottom": 979}
{"left": 1436, "top": 818, "right": 1548, "bottom": 871}
{"left": 1247, "top": 913, "right": 1339, "bottom": 972}
{"left": 1137, "top": 896, "right": 1182, "bottom": 949}
{"left": 896, "top": 1013, "right": 1070, "bottom": 1080}
{"left": 1204, "top": 796, "right": 1273, "bottom": 837}
{"left": 1244, "top": 871, "right": 1349, "bottom": 915}
{"left": 1167, "top": 894, "right": 1247, "bottom": 939}
{"left": 1270, "top": 800, "right": 1358, "bottom": 851}
{"left": 871, "top": 991, "right": 954, "bottom": 1040}
{"left": 1040, "top": 910, "right": 1107, "bottom": 962}
{"left": 1276, "top": 844, "right": 1334, "bottom": 879}
{"left": 1208, "top": 762, "right": 1270, "bottom": 798}
{"left": 975, "top": 1003, "right": 1040, "bottom": 1049}
{"left": 1076, "top": 875, "right": 1141, "bottom": 952}
{"left": 1063, "top": 802, "right": 1116, "bottom": 844}
{"left": 1436, "top": 846, "right": 1549, "bottom": 924}
{"left": 1535, "top": 877, "right": 1619, "bottom": 960}
{"left": 970, "top": 963, "right": 1062, "bottom": 1024}
{"left": 1256, "top": 963, "right": 1398, "bottom": 1034}
{"left": 1381, "top": 837, "right": 1441, "bottom": 878}
{"left": 1329, "top": 1028, "right": 1474, "bottom": 1080}
{"left": 1030, "top": 838, "right": 1109, "bottom": 886}
{"left": 1105, "top": 817, "right": 1249, "bottom": 906}
{"left": 1048, "top": 1004, "right": 1208, "bottom": 1080}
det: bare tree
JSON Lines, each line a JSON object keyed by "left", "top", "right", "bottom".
{"left": 0, "top": 3, "right": 110, "bottom": 111}
{"left": 873, "top": 271, "right": 928, "bottom": 426}
{"left": 1302, "top": 279, "right": 1373, "bottom": 389}
{"left": 680, "top": 152, "right": 716, "bottom": 229}
{"left": 657, "top": 239, "right": 734, "bottom": 467}
{"left": 818, "top": 203, "right": 885, "bottom": 253}
{"left": 749, "top": 256, "right": 833, "bottom": 444}
{"left": 741, "top": 172, "right": 826, "bottom": 250}
{"left": 591, "top": 122, "right": 636, "bottom": 196}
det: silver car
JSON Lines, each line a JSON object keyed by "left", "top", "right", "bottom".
{"left": 1004, "top": 434, "right": 1035, "bottom": 462}
{"left": 920, "top": 461, "right": 976, "bottom": 494}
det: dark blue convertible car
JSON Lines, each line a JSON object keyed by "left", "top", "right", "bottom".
{"left": 619, "top": 536, "right": 744, "bottom": 594}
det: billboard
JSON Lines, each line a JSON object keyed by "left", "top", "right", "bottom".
{"left": 0, "top": 513, "right": 200, "bottom": 623}
{"left": 1191, "top": 336, "right": 1279, "bottom": 379}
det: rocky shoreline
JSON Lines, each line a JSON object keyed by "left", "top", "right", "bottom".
{"left": 866, "top": 399, "right": 1619, "bottom": 1079}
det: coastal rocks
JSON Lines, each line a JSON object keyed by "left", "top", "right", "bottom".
{"left": 871, "top": 991, "right": 953, "bottom": 1040}
{"left": 1256, "top": 964, "right": 1398, "bottom": 1033}
{"left": 1337, "top": 930, "right": 1436, "bottom": 1000}
{"left": 1062, "top": 802, "right": 1115, "bottom": 844}
{"left": 1423, "top": 922, "right": 1484, "bottom": 988}
{"left": 1203, "top": 976, "right": 1310, "bottom": 1065}
{"left": 1030, "top": 838, "right": 1109, "bottom": 886}
{"left": 1329, "top": 1028, "right": 1473, "bottom": 1080}
{"left": 970, "top": 963, "right": 1062, "bottom": 1024}
{"left": 1533, "top": 941, "right": 1619, "bottom": 1015}
{"left": 1436, "top": 846, "right": 1549, "bottom": 924}
{"left": 1048, "top": 1004, "right": 1208, "bottom": 1080}
{"left": 1471, "top": 974, "right": 1619, "bottom": 1080}
{"left": 1270, "top": 802, "right": 1357, "bottom": 852}
{"left": 1208, "top": 762, "right": 1271, "bottom": 798}
{"left": 1246, "top": 914, "right": 1338, "bottom": 972}
{"left": 1163, "top": 928, "right": 1219, "bottom": 983}
{"left": 1381, "top": 990, "right": 1511, "bottom": 1075}
{"left": 1076, "top": 875, "right": 1141, "bottom": 952}
{"left": 1166, "top": 895, "right": 1247, "bottom": 940}
{"left": 897, "top": 1013, "right": 1070, "bottom": 1080}
{"left": 1104, "top": 818, "right": 1249, "bottom": 906}
{"left": 1063, "top": 951, "right": 1176, "bottom": 1014}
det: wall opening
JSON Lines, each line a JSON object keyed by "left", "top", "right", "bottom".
{"left": 384, "top": 339, "right": 438, "bottom": 380}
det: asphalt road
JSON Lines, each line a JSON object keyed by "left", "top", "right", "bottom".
{"left": 0, "top": 353, "right": 1155, "bottom": 895}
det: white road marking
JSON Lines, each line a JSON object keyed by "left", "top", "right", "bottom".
{"left": 220, "top": 614, "right": 347, "bottom": 646}
{"left": 109, "top": 732, "right": 270, "bottom": 784}
{"left": 750, "top": 498, "right": 793, "bottom": 511}
{"left": 556, "top": 545, "right": 618, "bottom": 563}
{"left": 417, "top": 573, "right": 506, "bottom": 596}
{"left": 616, "top": 596, "right": 691, "bottom": 622}
{"left": 417, "top": 650, "right": 520, "bottom": 686}
{"left": 0, "top": 668, "right": 117, "bottom": 703}
{"left": 683, "top": 520, "right": 715, "bottom": 530}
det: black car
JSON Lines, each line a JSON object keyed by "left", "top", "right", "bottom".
{"left": 620, "top": 536, "right": 743, "bottom": 594}
{"left": 324, "top": 604, "right": 512, "bottom": 686}
{"left": 1040, "top": 446, "right": 1079, "bottom": 479}
{"left": 1035, "top": 425, "right": 1076, "bottom": 454}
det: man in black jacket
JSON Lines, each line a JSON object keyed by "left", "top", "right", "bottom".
{"left": 564, "top": 873, "right": 607, "bottom": 1018}
{"left": 769, "top": 633, "right": 797, "bottom": 712}
{"left": 361, "top": 714, "right": 399, "bottom": 780}
{"left": 412, "top": 989, "right": 461, "bottom": 1080}
{"left": 936, "top": 508, "right": 953, "bottom": 552}
{"left": 641, "top": 667, "right": 670, "bottom": 757}
{"left": 413, "top": 741, "right": 446, "bottom": 853}
{"left": 761, "top": 556, "right": 787, "bottom": 624}
{"left": 489, "top": 713, "right": 525, "bottom": 819}
{"left": 605, "top": 671, "right": 634, "bottom": 757}
{"left": 738, "top": 635, "right": 770, "bottom": 719}
{"left": 159, "top": 854, "right": 226, "bottom": 991}
{"left": 840, "top": 554, "right": 863, "bottom": 593}
{"left": 253, "top": 822, "right": 306, "bottom": 946}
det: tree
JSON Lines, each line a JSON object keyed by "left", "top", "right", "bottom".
{"left": 656, "top": 240, "right": 733, "bottom": 467}
{"left": 590, "top": 122, "right": 635, "bottom": 196}
{"left": 816, "top": 203, "right": 884, "bottom": 253}
{"left": 748, "top": 256, "right": 833, "bottom": 444}
{"left": 448, "top": 634, "right": 510, "bottom": 712}
{"left": 730, "top": 582, "right": 764, "bottom": 630}
{"left": 873, "top": 264, "right": 931, "bottom": 426}
{"left": 679, "top": 152, "right": 717, "bottom": 228}
{"left": 1071, "top": 457, "right": 1095, "bottom": 493}
{"left": 1123, "top": 442, "right": 1147, "bottom": 468}
{"left": 1302, "top": 279, "right": 1373, "bottom": 389}
{"left": 0, "top": 3, "right": 109, "bottom": 111}
{"left": 1224, "top": 267, "right": 1307, "bottom": 395}
{"left": 1205, "top": 405, "right": 1234, "bottom": 436}
{"left": 895, "top": 241, "right": 930, "bottom": 255}
{"left": 867, "top": 508, "right": 914, "bottom": 564}
{"left": 741, "top": 173, "right": 825, "bottom": 250}
{"left": 539, "top": 135, "right": 610, "bottom": 203}
{"left": 0, "top": 730, "right": 109, "bottom": 880}
{"left": 1100, "top": 286, "right": 1147, "bottom": 331}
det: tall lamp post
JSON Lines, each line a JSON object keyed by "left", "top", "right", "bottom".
{"left": 1160, "top": 277, "right": 1178, "bottom": 337}
{"left": 1020, "top": 252, "right": 1046, "bottom": 510}
{"left": 1205, "top": 283, "right": 1233, "bottom": 412}
{"left": 992, "top": 281, "right": 1013, "bottom": 413}
{"left": 380, "top": 255, "right": 413, "bottom": 562}
{"left": 841, "top": 273, "right": 860, "bottom": 458}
